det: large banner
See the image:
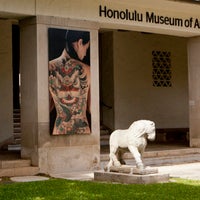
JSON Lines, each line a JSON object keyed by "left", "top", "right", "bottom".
{"left": 48, "top": 28, "right": 91, "bottom": 135}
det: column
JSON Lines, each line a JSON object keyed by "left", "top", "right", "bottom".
{"left": 20, "top": 18, "right": 38, "bottom": 164}
{"left": 188, "top": 36, "right": 200, "bottom": 147}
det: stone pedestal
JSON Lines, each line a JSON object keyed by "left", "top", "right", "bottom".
{"left": 94, "top": 165, "right": 169, "bottom": 184}
{"left": 109, "top": 165, "right": 158, "bottom": 175}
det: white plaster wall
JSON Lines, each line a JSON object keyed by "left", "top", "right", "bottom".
{"left": 113, "top": 31, "right": 188, "bottom": 129}
{"left": 0, "top": 20, "right": 13, "bottom": 145}
{"left": 100, "top": 31, "right": 189, "bottom": 130}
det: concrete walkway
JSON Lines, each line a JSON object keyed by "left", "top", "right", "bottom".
{"left": 10, "top": 176, "right": 49, "bottom": 182}
{"left": 8, "top": 162, "right": 200, "bottom": 182}
{"left": 50, "top": 162, "right": 200, "bottom": 181}
{"left": 158, "top": 162, "right": 200, "bottom": 180}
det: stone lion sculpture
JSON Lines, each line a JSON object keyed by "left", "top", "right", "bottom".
{"left": 105, "top": 120, "right": 156, "bottom": 172}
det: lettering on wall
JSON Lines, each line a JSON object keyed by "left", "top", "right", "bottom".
{"left": 99, "top": 5, "right": 200, "bottom": 29}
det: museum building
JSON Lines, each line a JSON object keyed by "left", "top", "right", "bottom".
{"left": 0, "top": 0, "right": 200, "bottom": 175}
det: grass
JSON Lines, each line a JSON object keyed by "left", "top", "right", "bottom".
{"left": 0, "top": 178, "right": 200, "bottom": 200}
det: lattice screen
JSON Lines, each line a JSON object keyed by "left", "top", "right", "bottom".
{"left": 152, "top": 50, "right": 172, "bottom": 87}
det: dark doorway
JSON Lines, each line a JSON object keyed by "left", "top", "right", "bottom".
{"left": 12, "top": 24, "right": 20, "bottom": 109}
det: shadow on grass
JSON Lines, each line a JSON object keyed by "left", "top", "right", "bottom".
{"left": 0, "top": 178, "right": 200, "bottom": 200}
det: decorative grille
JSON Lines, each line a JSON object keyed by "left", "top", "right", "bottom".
{"left": 152, "top": 50, "right": 172, "bottom": 87}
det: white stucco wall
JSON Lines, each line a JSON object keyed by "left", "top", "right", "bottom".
{"left": 100, "top": 31, "right": 188, "bottom": 130}
{"left": 114, "top": 31, "right": 188, "bottom": 129}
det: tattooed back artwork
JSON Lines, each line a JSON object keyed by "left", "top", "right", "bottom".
{"left": 48, "top": 28, "right": 91, "bottom": 135}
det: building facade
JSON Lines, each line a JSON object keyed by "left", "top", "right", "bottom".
{"left": 0, "top": 0, "right": 200, "bottom": 174}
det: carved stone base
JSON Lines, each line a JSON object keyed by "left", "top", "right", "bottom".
{"left": 94, "top": 170, "right": 169, "bottom": 184}
{"left": 109, "top": 165, "right": 158, "bottom": 175}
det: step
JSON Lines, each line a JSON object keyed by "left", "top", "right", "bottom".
{"left": 14, "top": 122, "right": 20, "bottom": 128}
{"left": 100, "top": 134, "right": 110, "bottom": 140}
{"left": 0, "top": 159, "right": 31, "bottom": 169}
{"left": 101, "top": 147, "right": 200, "bottom": 161}
{"left": 13, "top": 118, "right": 20, "bottom": 123}
{"left": 13, "top": 133, "right": 21, "bottom": 138}
{"left": 13, "top": 109, "right": 20, "bottom": 113}
{"left": 13, "top": 113, "right": 20, "bottom": 118}
{"left": 100, "top": 134, "right": 110, "bottom": 146}
{"left": 0, "top": 166, "right": 39, "bottom": 177}
{"left": 14, "top": 128, "right": 21, "bottom": 133}
{"left": 100, "top": 141, "right": 109, "bottom": 146}
{"left": 124, "top": 154, "right": 200, "bottom": 167}
{"left": 8, "top": 144, "right": 21, "bottom": 151}
{"left": 100, "top": 148, "right": 200, "bottom": 167}
{"left": 13, "top": 138, "right": 21, "bottom": 144}
{"left": 0, "top": 159, "right": 39, "bottom": 177}
{"left": 100, "top": 129, "right": 110, "bottom": 135}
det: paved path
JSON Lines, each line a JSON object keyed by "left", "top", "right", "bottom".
{"left": 8, "top": 162, "right": 200, "bottom": 182}
{"left": 158, "top": 162, "right": 200, "bottom": 180}
{"left": 51, "top": 162, "right": 200, "bottom": 181}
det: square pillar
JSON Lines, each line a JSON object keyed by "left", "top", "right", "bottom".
{"left": 20, "top": 18, "right": 38, "bottom": 164}
{"left": 188, "top": 36, "right": 200, "bottom": 147}
{"left": 20, "top": 16, "right": 100, "bottom": 174}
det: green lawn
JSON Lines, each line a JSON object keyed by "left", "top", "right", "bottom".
{"left": 0, "top": 178, "right": 200, "bottom": 200}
